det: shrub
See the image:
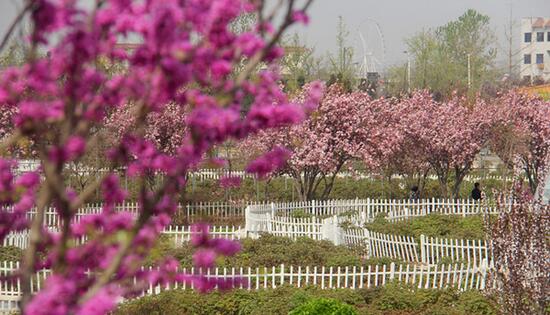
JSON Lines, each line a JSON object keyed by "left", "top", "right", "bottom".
{"left": 365, "top": 213, "right": 487, "bottom": 239}
{"left": 115, "top": 285, "right": 499, "bottom": 315}
{"left": 289, "top": 298, "right": 358, "bottom": 315}
{"left": 148, "top": 234, "right": 403, "bottom": 268}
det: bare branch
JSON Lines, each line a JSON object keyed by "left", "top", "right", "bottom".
{"left": 0, "top": 1, "right": 34, "bottom": 53}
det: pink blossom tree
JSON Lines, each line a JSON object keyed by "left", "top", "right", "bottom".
{"left": 105, "top": 102, "right": 188, "bottom": 154}
{"left": 490, "top": 91, "right": 550, "bottom": 193}
{"left": 242, "top": 83, "right": 398, "bottom": 200}
{"left": 0, "top": 0, "right": 318, "bottom": 314}
{"left": 399, "top": 91, "right": 492, "bottom": 198}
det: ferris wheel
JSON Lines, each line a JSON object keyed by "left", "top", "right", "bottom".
{"left": 353, "top": 18, "right": 386, "bottom": 78}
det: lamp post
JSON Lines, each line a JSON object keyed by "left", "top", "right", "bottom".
{"left": 404, "top": 50, "right": 411, "bottom": 93}
{"left": 467, "top": 53, "right": 471, "bottom": 90}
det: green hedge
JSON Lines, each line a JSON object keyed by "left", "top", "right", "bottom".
{"left": 114, "top": 284, "right": 499, "bottom": 315}
{"left": 146, "top": 234, "right": 401, "bottom": 268}
{"left": 365, "top": 214, "right": 487, "bottom": 240}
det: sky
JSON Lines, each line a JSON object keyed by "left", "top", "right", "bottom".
{"left": 1, "top": 0, "right": 549, "bottom": 71}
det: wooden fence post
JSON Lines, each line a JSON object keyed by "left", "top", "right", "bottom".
{"left": 365, "top": 228, "right": 372, "bottom": 259}
{"left": 420, "top": 234, "right": 427, "bottom": 264}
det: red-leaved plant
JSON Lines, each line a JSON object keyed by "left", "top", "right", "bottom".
{"left": 0, "top": 0, "right": 321, "bottom": 314}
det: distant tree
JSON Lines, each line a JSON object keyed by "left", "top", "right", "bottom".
{"left": 490, "top": 91, "right": 550, "bottom": 193}
{"left": 327, "top": 16, "right": 356, "bottom": 91}
{"left": 386, "top": 9, "right": 498, "bottom": 98}
{"left": 435, "top": 9, "right": 498, "bottom": 94}
{"left": 281, "top": 33, "right": 323, "bottom": 93}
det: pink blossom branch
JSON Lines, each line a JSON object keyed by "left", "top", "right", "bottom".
{"left": 235, "top": 0, "right": 314, "bottom": 87}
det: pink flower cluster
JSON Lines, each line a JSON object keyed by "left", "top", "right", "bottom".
{"left": 0, "top": 0, "right": 317, "bottom": 314}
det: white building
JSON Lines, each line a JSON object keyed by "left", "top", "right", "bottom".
{"left": 520, "top": 17, "right": 550, "bottom": 83}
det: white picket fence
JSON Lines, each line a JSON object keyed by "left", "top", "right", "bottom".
{"left": 0, "top": 260, "right": 491, "bottom": 312}
{"left": 2, "top": 226, "right": 243, "bottom": 250}
{"left": 341, "top": 229, "right": 491, "bottom": 266}
{"left": 12, "top": 159, "right": 515, "bottom": 183}
{"left": 266, "top": 214, "right": 323, "bottom": 240}
{"left": 14, "top": 197, "right": 498, "bottom": 229}
{"left": 420, "top": 235, "right": 491, "bottom": 266}
{"left": 15, "top": 201, "right": 253, "bottom": 227}
{"left": 244, "top": 198, "right": 498, "bottom": 240}
{"left": 243, "top": 199, "right": 494, "bottom": 266}
{"left": 246, "top": 198, "right": 498, "bottom": 227}
{"left": 164, "top": 225, "right": 242, "bottom": 246}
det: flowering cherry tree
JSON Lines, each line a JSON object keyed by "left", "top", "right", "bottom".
{"left": 490, "top": 91, "right": 550, "bottom": 193}
{"left": 105, "top": 102, "right": 188, "bottom": 154}
{"left": 398, "top": 91, "right": 491, "bottom": 198}
{"left": 242, "top": 84, "right": 398, "bottom": 200}
{"left": 0, "top": 0, "right": 318, "bottom": 314}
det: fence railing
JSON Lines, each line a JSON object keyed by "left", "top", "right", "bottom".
{"left": 2, "top": 225, "right": 243, "bottom": 250}
{"left": 267, "top": 214, "right": 323, "bottom": 240}
{"left": 243, "top": 199, "right": 495, "bottom": 266}
{"left": 11, "top": 201, "right": 254, "bottom": 227}
{"left": 340, "top": 228, "right": 491, "bottom": 266}
{"left": 12, "top": 160, "right": 516, "bottom": 182}
{"left": 245, "top": 198, "right": 498, "bottom": 239}
{"left": 12, "top": 197, "right": 498, "bottom": 228}
{"left": 246, "top": 198, "right": 498, "bottom": 225}
{"left": 0, "top": 260, "right": 491, "bottom": 312}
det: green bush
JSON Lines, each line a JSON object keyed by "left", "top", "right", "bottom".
{"left": 365, "top": 213, "right": 487, "bottom": 239}
{"left": 115, "top": 287, "right": 366, "bottom": 315}
{"left": 148, "top": 234, "right": 402, "bottom": 268}
{"left": 115, "top": 285, "right": 499, "bottom": 315}
{"left": 289, "top": 298, "right": 358, "bottom": 315}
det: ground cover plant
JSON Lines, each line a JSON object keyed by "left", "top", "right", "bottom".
{"left": 145, "top": 234, "right": 401, "bottom": 268}
{"left": 365, "top": 214, "right": 487, "bottom": 240}
{"left": 114, "top": 283, "right": 499, "bottom": 315}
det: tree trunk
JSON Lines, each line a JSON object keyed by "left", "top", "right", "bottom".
{"left": 452, "top": 164, "right": 473, "bottom": 199}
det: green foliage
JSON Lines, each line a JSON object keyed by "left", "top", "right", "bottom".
{"left": 363, "top": 283, "right": 498, "bottom": 315}
{"left": 289, "top": 209, "right": 314, "bottom": 219}
{"left": 146, "top": 234, "right": 402, "bottom": 268}
{"left": 281, "top": 33, "right": 324, "bottom": 93}
{"left": 114, "top": 285, "right": 499, "bottom": 315}
{"left": 386, "top": 9, "right": 497, "bottom": 98}
{"left": 289, "top": 298, "right": 358, "bottom": 315}
{"left": 0, "top": 246, "right": 23, "bottom": 261}
{"left": 365, "top": 213, "right": 487, "bottom": 239}
{"left": 327, "top": 16, "right": 356, "bottom": 92}
{"left": 143, "top": 235, "right": 176, "bottom": 266}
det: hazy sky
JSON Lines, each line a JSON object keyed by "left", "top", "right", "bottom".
{"left": 1, "top": 0, "right": 549, "bottom": 70}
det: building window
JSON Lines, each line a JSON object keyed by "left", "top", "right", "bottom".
{"left": 537, "top": 32, "right": 545, "bottom": 42}
{"left": 536, "top": 53, "right": 544, "bottom": 64}
{"left": 524, "top": 54, "right": 531, "bottom": 64}
{"left": 525, "top": 32, "right": 532, "bottom": 42}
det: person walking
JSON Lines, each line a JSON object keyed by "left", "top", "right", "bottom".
{"left": 471, "top": 182, "right": 482, "bottom": 201}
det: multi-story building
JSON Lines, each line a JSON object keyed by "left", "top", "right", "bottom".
{"left": 520, "top": 17, "right": 550, "bottom": 83}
